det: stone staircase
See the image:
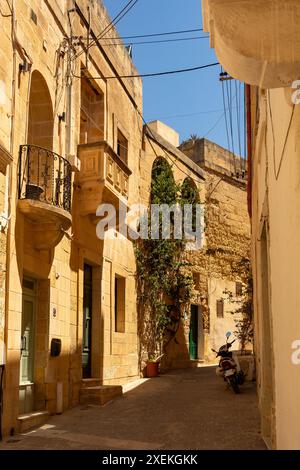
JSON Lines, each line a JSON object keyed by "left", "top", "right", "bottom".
{"left": 18, "top": 411, "right": 49, "bottom": 434}
{"left": 79, "top": 379, "right": 123, "bottom": 406}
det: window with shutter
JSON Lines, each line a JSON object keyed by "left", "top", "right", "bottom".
{"left": 217, "top": 299, "right": 224, "bottom": 318}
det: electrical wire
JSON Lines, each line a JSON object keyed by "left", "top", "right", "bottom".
{"left": 221, "top": 74, "right": 231, "bottom": 158}
{"left": 99, "top": 35, "right": 209, "bottom": 46}
{"left": 203, "top": 112, "right": 225, "bottom": 138}
{"left": 84, "top": 27, "right": 204, "bottom": 41}
{"left": 139, "top": 112, "right": 206, "bottom": 187}
{"left": 145, "top": 105, "right": 241, "bottom": 122}
{"left": 235, "top": 81, "right": 242, "bottom": 157}
{"left": 268, "top": 90, "right": 296, "bottom": 181}
{"left": 72, "top": 62, "right": 219, "bottom": 80}
{"left": 72, "top": 0, "right": 138, "bottom": 61}
{"left": 226, "top": 78, "right": 236, "bottom": 173}
{"left": 101, "top": 0, "right": 138, "bottom": 39}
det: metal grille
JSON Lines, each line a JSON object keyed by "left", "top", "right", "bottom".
{"left": 18, "top": 144, "right": 72, "bottom": 213}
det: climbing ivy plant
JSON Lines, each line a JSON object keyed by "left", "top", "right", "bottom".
{"left": 135, "top": 159, "right": 199, "bottom": 366}
{"left": 223, "top": 257, "right": 253, "bottom": 352}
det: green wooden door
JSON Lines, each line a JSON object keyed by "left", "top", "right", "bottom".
{"left": 189, "top": 305, "right": 198, "bottom": 360}
{"left": 82, "top": 264, "right": 93, "bottom": 378}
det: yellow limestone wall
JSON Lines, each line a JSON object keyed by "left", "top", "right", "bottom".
{"left": 140, "top": 127, "right": 250, "bottom": 368}
{"left": 251, "top": 86, "right": 300, "bottom": 449}
{"left": 0, "top": 0, "right": 142, "bottom": 436}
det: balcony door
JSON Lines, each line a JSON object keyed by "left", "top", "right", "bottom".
{"left": 82, "top": 264, "right": 93, "bottom": 378}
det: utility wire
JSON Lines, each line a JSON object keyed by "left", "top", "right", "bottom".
{"left": 99, "top": 36, "right": 209, "bottom": 46}
{"left": 101, "top": 0, "right": 138, "bottom": 39}
{"left": 83, "top": 27, "right": 204, "bottom": 41}
{"left": 221, "top": 75, "right": 231, "bottom": 158}
{"left": 99, "top": 0, "right": 136, "bottom": 39}
{"left": 145, "top": 104, "right": 242, "bottom": 122}
{"left": 72, "top": 0, "right": 138, "bottom": 61}
{"left": 140, "top": 116, "right": 206, "bottom": 187}
{"left": 203, "top": 112, "right": 225, "bottom": 138}
{"left": 235, "top": 81, "right": 242, "bottom": 157}
{"left": 72, "top": 62, "right": 219, "bottom": 80}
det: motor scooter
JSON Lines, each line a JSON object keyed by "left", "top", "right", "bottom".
{"left": 212, "top": 332, "right": 245, "bottom": 394}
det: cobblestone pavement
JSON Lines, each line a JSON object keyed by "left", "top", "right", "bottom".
{"left": 0, "top": 366, "right": 265, "bottom": 450}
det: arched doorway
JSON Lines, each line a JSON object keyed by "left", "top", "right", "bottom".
{"left": 27, "top": 71, "right": 54, "bottom": 150}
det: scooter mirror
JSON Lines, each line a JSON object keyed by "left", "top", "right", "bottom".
{"left": 226, "top": 331, "right": 232, "bottom": 339}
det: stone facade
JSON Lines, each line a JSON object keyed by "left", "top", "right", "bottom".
{"left": 202, "top": 0, "right": 300, "bottom": 449}
{"left": 140, "top": 123, "right": 250, "bottom": 369}
{"left": 0, "top": 0, "right": 142, "bottom": 437}
{"left": 0, "top": 0, "right": 251, "bottom": 439}
{"left": 181, "top": 139, "right": 250, "bottom": 361}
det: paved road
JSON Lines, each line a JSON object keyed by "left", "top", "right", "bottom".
{"left": 0, "top": 367, "right": 265, "bottom": 450}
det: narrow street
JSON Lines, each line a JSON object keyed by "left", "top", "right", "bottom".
{"left": 0, "top": 367, "right": 265, "bottom": 450}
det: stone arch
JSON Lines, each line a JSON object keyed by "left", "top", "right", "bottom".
{"left": 27, "top": 70, "right": 54, "bottom": 150}
{"left": 181, "top": 177, "right": 200, "bottom": 204}
{"left": 150, "top": 157, "right": 176, "bottom": 204}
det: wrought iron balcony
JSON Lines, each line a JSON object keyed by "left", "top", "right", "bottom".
{"left": 18, "top": 144, "right": 72, "bottom": 213}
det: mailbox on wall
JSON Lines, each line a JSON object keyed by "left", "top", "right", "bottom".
{"left": 50, "top": 338, "right": 62, "bottom": 357}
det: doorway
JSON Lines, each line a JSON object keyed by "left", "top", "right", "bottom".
{"left": 189, "top": 305, "right": 198, "bottom": 360}
{"left": 19, "top": 277, "right": 36, "bottom": 414}
{"left": 82, "top": 264, "right": 93, "bottom": 378}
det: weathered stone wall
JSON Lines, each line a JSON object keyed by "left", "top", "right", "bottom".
{"left": 140, "top": 130, "right": 250, "bottom": 368}
{"left": 0, "top": 0, "right": 142, "bottom": 436}
{"left": 0, "top": 173, "right": 6, "bottom": 365}
{"left": 182, "top": 139, "right": 250, "bottom": 360}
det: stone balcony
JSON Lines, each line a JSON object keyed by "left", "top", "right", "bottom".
{"left": 76, "top": 141, "right": 131, "bottom": 217}
{"left": 203, "top": 0, "right": 300, "bottom": 88}
{"left": 18, "top": 144, "right": 72, "bottom": 250}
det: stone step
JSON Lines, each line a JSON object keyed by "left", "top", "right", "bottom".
{"left": 81, "top": 378, "right": 102, "bottom": 388}
{"left": 79, "top": 385, "right": 123, "bottom": 406}
{"left": 18, "top": 411, "right": 49, "bottom": 434}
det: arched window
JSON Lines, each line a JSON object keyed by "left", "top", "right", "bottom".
{"left": 151, "top": 157, "right": 176, "bottom": 205}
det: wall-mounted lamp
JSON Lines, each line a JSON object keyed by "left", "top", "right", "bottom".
{"left": 58, "top": 112, "right": 66, "bottom": 123}
{"left": 19, "top": 59, "right": 30, "bottom": 74}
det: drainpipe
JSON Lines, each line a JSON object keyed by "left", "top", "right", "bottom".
{"left": 246, "top": 84, "right": 252, "bottom": 218}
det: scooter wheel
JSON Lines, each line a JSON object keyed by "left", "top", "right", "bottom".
{"left": 228, "top": 376, "right": 240, "bottom": 394}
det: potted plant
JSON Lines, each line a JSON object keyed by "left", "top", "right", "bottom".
{"left": 146, "top": 354, "right": 164, "bottom": 378}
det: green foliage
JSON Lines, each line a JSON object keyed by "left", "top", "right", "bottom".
{"left": 223, "top": 257, "right": 253, "bottom": 352}
{"left": 135, "top": 159, "right": 198, "bottom": 361}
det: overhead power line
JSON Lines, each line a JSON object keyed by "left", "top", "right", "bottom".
{"left": 93, "top": 27, "right": 204, "bottom": 41}
{"left": 103, "top": 36, "right": 209, "bottom": 46}
{"left": 145, "top": 105, "right": 242, "bottom": 122}
{"left": 73, "top": 62, "right": 219, "bottom": 80}
{"left": 73, "top": 0, "right": 138, "bottom": 61}
{"left": 99, "top": 0, "right": 137, "bottom": 39}
{"left": 101, "top": 0, "right": 138, "bottom": 38}
{"left": 99, "top": 36, "right": 209, "bottom": 47}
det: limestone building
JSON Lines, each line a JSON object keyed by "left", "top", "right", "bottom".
{"left": 202, "top": 0, "right": 300, "bottom": 449}
{"left": 140, "top": 121, "right": 250, "bottom": 370}
{"left": 0, "top": 0, "right": 251, "bottom": 440}
{"left": 0, "top": 0, "right": 142, "bottom": 436}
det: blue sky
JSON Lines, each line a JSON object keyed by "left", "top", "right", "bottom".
{"left": 103, "top": 0, "right": 245, "bottom": 155}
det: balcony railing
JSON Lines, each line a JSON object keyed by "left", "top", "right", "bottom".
{"left": 18, "top": 145, "right": 72, "bottom": 213}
